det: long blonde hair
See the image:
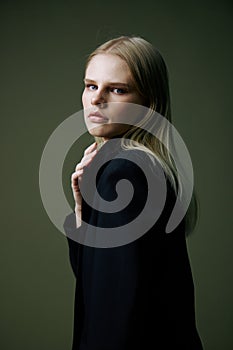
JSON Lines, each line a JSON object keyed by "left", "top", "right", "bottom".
{"left": 85, "top": 36, "right": 198, "bottom": 235}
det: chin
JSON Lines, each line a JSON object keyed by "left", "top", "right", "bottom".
{"left": 88, "top": 124, "right": 130, "bottom": 139}
{"left": 88, "top": 127, "right": 106, "bottom": 137}
{"left": 88, "top": 125, "right": 112, "bottom": 138}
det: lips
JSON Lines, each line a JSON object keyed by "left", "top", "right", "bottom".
{"left": 88, "top": 111, "right": 109, "bottom": 124}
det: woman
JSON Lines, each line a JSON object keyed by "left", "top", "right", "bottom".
{"left": 64, "top": 36, "right": 203, "bottom": 349}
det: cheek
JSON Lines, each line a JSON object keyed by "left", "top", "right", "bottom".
{"left": 82, "top": 98, "right": 145, "bottom": 125}
{"left": 130, "top": 93, "right": 146, "bottom": 106}
{"left": 108, "top": 103, "right": 142, "bottom": 125}
{"left": 82, "top": 90, "right": 88, "bottom": 107}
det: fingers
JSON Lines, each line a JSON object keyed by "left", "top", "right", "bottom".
{"left": 84, "top": 142, "right": 97, "bottom": 155}
{"left": 71, "top": 169, "right": 83, "bottom": 186}
{"left": 71, "top": 142, "right": 98, "bottom": 205}
{"left": 76, "top": 143, "right": 98, "bottom": 171}
{"left": 73, "top": 141, "right": 98, "bottom": 178}
{"left": 82, "top": 149, "right": 97, "bottom": 165}
{"left": 75, "top": 153, "right": 96, "bottom": 171}
{"left": 71, "top": 169, "right": 83, "bottom": 182}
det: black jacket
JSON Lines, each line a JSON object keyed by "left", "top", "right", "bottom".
{"left": 63, "top": 139, "right": 203, "bottom": 350}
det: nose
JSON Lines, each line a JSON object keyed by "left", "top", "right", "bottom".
{"left": 91, "top": 88, "right": 107, "bottom": 106}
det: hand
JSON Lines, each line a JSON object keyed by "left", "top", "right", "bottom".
{"left": 71, "top": 142, "right": 98, "bottom": 225}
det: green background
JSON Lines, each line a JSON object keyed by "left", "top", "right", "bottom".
{"left": 1, "top": 0, "right": 232, "bottom": 349}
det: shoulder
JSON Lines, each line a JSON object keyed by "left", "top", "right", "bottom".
{"left": 98, "top": 147, "right": 165, "bottom": 191}
{"left": 101, "top": 147, "right": 159, "bottom": 175}
{"left": 96, "top": 147, "right": 167, "bottom": 206}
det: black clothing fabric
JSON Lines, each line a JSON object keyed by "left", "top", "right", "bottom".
{"left": 64, "top": 140, "right": 203, "bottom": 350}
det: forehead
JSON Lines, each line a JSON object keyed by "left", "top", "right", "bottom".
{"left": 85, "top": 54, "right": 132, "bottom": 83}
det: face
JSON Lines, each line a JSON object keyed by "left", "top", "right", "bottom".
{"left": 82, "top": 54, "right": 146, "bottom": 140}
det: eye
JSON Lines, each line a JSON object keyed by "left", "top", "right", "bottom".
{"left": 86, "top": 84, "right": 98, "bottom": 91}
{"left": 112, "top": 88, "right": 127, "bottom": 95}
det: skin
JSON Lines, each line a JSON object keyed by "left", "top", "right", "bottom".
{"left": 82, "top": 54, "right": 145, "bottom": 140}
{"left": 71, "top": 54, "right": 145, "bottom": 226}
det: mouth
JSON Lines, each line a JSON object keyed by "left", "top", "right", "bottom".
{"left": 88, "top": 111, "right": 109, "bottom": 124}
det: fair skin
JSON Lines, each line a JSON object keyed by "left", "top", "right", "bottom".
{"left": 71, "top": 54, "right": 145, "bottom": 227}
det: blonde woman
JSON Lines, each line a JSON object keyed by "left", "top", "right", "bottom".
{"left": 64, "top": 36, "right": 203, "bottom": 349}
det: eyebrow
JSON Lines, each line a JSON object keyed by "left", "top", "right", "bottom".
{"left": 84, "top": 78, "right": 131, "bottom": 88}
